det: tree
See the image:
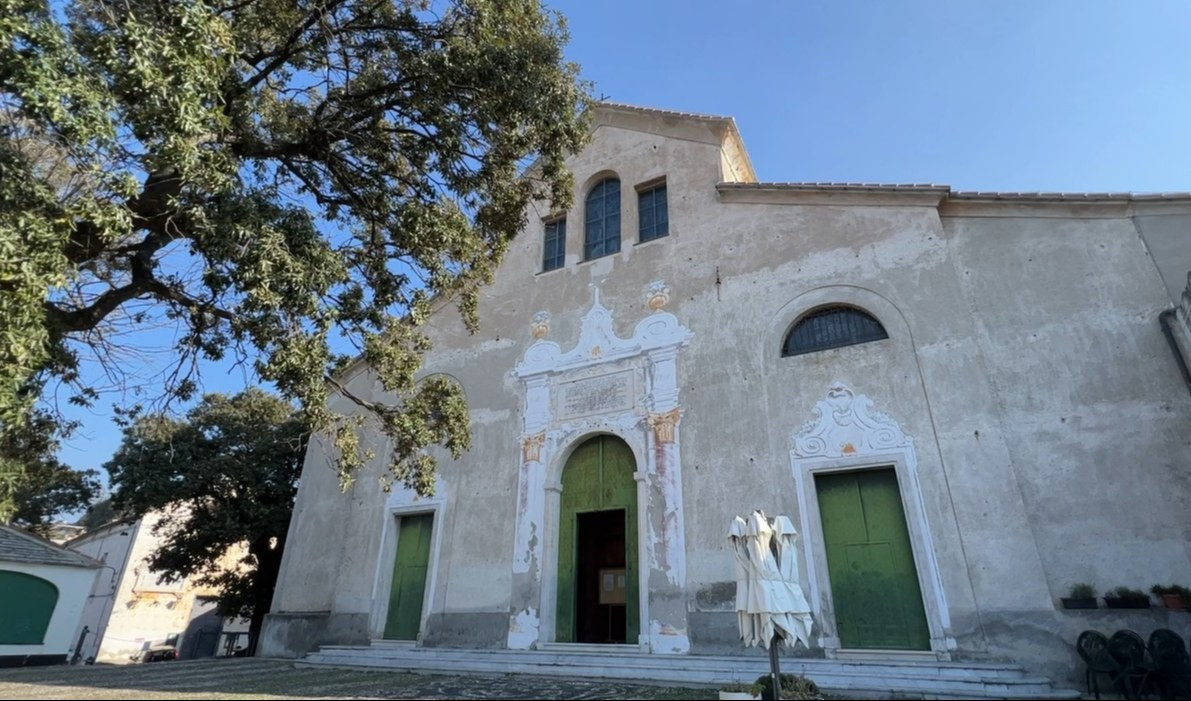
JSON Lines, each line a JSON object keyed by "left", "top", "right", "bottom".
{"left": 10, "top": 460, "right": 100, "bottom": 535}
{"left": 75, "top": 496, "right": 115, "bottom": 530}
{"left": 107, "top": 388, "right": 308, "bottom": 653}
{"left": 0, "top": 0, "right": 591, "bottom": 517}
{"left": 0, "top": 409, "right": 100, "bottom": 534}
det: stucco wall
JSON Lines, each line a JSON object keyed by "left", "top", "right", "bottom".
{"left": 0, "top": 561, "right": 97, "bottom": 661}
{"left": 68, "top": 511, "right": 236, "bottom": 663}
{"left": 264, "top": 107, "right": 1191, "bottom": 683}
{"left": 67, "top": 522, "right": 138, "bottom": 663}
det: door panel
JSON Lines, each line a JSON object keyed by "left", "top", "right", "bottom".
{"left": 817, "top": 468, "right": 930, "bottom": 650}
{"left": 384, "top": 512, "right": 433, "bottom": 640}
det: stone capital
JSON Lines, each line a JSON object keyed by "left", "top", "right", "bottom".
{"left": 647, "top": 407, "right": 682, "bottom": 444}
{"left": 521, "top": 432, "right": 546, "bottom": 463}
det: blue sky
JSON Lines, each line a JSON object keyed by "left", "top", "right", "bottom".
{"left": 55, "top": 0, "right": 1191, "bottom": 491}
{"left": 556, "top": 0, "right": 1191, "bottom": 192}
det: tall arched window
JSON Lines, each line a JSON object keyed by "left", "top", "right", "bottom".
{"left": 782, "top": 306, "right": 888, "bottom": 357}
{"left": 584, "top": 178, "right": 621, "bottom": 260}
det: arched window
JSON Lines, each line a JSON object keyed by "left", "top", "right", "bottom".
{"left": 0, "top": 570, "right": 59, "bottom": 644}
{"left": 584, "top": 177, "right": 621, "bottom": 260}
{"left": 782, "top": 306, "right": 888, "bottom": 357}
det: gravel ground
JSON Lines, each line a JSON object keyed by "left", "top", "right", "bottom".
{"left": 0, "top": 658, "right": 718, "bottom": 700}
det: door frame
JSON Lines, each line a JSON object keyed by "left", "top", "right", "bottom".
{"left": 370, "top": 503, "right": 444, "bottom": 642}
{"left": 541, "top": 431, "right": 649, "bottom": 650}
{"left": 792, "top": 448, "right": 953, "bottom": 660}
{"left": 565, "top": 505, "right": 633, "bottom": 644}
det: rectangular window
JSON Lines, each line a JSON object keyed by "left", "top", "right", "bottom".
{"left": 542, "top": 218, "right": 566, "bottom": 271}
{"left": 638, "top": 183, "right": 668, "bottom": 242}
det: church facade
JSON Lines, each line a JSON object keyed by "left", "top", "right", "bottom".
{"left": 261, "top": 103, "right": 1191, "bottom": 683}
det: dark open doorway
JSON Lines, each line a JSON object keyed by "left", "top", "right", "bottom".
{"left": 574, "top": 509, "right": 628, "bottom": 643}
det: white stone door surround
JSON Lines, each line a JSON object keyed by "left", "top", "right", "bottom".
{"left": 369, "top": 477, "right": 448, "bottom": 642}
{"left": 507, "top": 282, "right": 694, "bottom": 654}
{"left": 790, "top": 382, "right": 956, "bottom": 660}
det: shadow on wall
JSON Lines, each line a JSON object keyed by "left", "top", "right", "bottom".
{"left": 178, "top": 599, "right": 222, "bottom": 660}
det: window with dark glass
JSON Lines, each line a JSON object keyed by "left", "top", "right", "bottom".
{"left": 584, "top": 177, "right": 621, "bottom": 260}
{"left": 782, "top": 306, "right": 888, "bottom": 357}
{"left": 542, "top": 218, "right": 565, "bottom": 271}
{"left": 638, "top": 182, "right": 668, "bottom": 242}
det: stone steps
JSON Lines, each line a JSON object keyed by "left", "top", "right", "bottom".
{"left": 298, "top": 644, "right": 1082, "bottom": 699}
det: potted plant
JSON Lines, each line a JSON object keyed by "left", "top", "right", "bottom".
{"left": 755, "top": 673, "right": 824, "bottom": 700}
{"left": 1104, "top": 586, "right": 1151, "bottom": 609}
{"left": 719, "top": 682, "right": 763, "bottom": 700}
{"left": 1061, "top": 582, "right": 1098, "bottom": 609}
{"left": 1151, "top": 584, "right": 1190, "bottom": 611}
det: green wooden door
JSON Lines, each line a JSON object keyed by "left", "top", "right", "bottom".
{"left": 816, "top": 468, "right": 930, "bottom": 650}
{"left": 383, "top": 513, "right": 433, "bottom": 641}
{"left": 556, "top": 435, "right": 638, "bottom": 643}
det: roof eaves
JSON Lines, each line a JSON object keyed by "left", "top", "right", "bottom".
{"left": 949, "top": 191, "right": 1191, "bottom": 202}
{"left": 595, "top": 101, "right": 735, "bottom": 124}
{"left": 0, "top": 525, "right": 103, "bottom": 568}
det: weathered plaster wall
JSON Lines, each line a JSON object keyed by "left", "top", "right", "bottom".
{"left": 67, "top": 521, "right": 138, "bottom": 663}
{"left": 78, "top": 511, "right": 242, "bottom": 663}
{"left": 264, "top": 106, "right": 1191, "bottom": 686}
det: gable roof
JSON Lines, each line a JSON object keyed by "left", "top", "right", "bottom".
{"left": 0, "top": 524, "right": 102, "bottom": 569}
{"left": 593, "top": 102, "right": 757, "bottom": 183}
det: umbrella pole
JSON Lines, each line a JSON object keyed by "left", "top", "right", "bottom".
{"left": 769, "top": 633, "right": 780, "bottom": 700}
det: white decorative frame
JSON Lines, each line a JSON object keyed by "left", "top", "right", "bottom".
{"left": 507, "top": 285, "right": 694, "bottom": 653}
{"left": 368, "top": 479, "right": 447, "bottom": 642}
{"left": 790, "top": 382, "right": 955, "bottom": 660}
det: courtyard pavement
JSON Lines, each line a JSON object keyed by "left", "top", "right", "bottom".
{"left": 0, "top": 658, "right": 717, "bottom": 700}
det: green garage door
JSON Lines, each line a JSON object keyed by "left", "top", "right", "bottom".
{"left": 816, "top": 468, "right": 930, "bottom": 650}
{"left": 0, "top": 570, "right": 58, "bottom": 644}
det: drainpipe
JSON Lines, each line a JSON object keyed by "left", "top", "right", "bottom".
{"left": 1159, "top": 309, "right": 1191, "bottom": 395}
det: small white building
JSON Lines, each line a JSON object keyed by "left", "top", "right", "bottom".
{"left": 0, "top": 525, "right": 100, "bottom": 667}
{"left": 68, "top": 512, "right": 250, "bottom": 663}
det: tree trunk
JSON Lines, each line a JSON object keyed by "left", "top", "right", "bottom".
{"left": 248, "top": 610, "right": 264, "bottom": 656}
{"left": 247, "top": 532, "right": 286, "bottom": 656}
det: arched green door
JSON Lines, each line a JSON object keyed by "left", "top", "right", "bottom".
{"left": 0, "top": 570, "right": 59, "bottom": 644}
{"left": 556, "top": 435, "right": 638, "bottom": 643}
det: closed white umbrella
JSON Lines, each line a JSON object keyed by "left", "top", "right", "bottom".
{"left": 728, "top": 516, "right": 759, "bottom": 647}
{"left": 729, "top": 510, "right": 815, "bottom": 698}
{"left": 772, "top": 516, "right": 813, "bottom": 649}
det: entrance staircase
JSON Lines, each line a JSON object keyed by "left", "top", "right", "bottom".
{"left": 296, "top": 641, "right": 1082, "bottom": 699}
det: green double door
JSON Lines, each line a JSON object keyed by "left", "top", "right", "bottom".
{"left": 556, "top": 435, "right": 639, "bottom": 643}
{"left": 383, "top": 513, "right": 433, "bottom": 641}
{"left": 816, "top": 468, "right": 930, "bottom": 650}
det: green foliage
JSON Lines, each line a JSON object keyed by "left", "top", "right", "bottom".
{"left": 0, "top": 409, "right": 98, "bottom": 532}
{"left": 106, "top": 388, "right": 309, "bottom": 641}
{"left": 75, "top": 496, "right": 114, "bottom": 530}
{"left": 1107, "top": 586, "right": 1149, "bottom": 600}
{"left": 1069, "top": 582, "right": 1096, "bottom": 599}
{"left": 0, "top": 0, "right": 592, "bottom": 513}
{"left": 755, "top": 673, "right": 824, "bottom": 700}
